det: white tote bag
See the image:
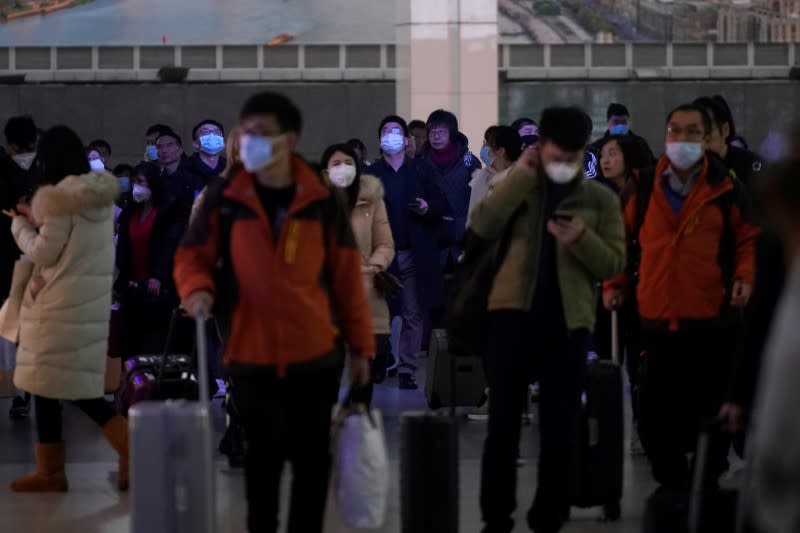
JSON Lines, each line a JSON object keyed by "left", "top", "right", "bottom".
{"left": 0, "top": 257, "right": 34, "bottom": 343}
{"left": 333, "top": 406, "right": 390, "bottom": 529}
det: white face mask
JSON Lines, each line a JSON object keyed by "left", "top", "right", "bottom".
{"left": 89, "top": 159, "right": 105, "bottom": 172}
{"left": 544, "top": 162, "right": 581, "bottom": 184}
{"left": 239, "top": 134, "right": 274, "bottom": 172}
{"left": 328, "top": 164, "right": 357, "bottom": 188}
{"left": 666, "top": 142, "right": 704, "bottom": 170}
{"left": 380, "top": 133, "right": 405, "bottom": 156}
{"left": 132, "top": 184, "right": 152, "bottom": 204}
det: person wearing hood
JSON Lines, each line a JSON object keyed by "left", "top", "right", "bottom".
{"left": 6, "top": 125, "right": 128, "bottom": 493}
{"left": 470, "top": 107, "right": 625, "bottom": 532}
{"left": 186, "top": 119, "right": 228, "bottom": 185}
{"left": 588, "top": 103, "right": 656, "bottom": 179}
{"left": 420, "top": 109, "right": 481, "bottom": 265}
{"left": 1, "top": 115, "right": 39, "bottom": 420}
{"left": 511, "top": 117, "right": 540, "bottom": 149}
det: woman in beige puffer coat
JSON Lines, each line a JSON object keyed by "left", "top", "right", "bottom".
{"left": 8, "top": 126, "right": 129, "bottom": 493}
{"left": 321, "top": 143, "right": 395, "bottom": 382}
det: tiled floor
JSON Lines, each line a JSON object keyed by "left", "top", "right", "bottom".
{"left": 0, "top": 367, "right": 657, "bottom": 533}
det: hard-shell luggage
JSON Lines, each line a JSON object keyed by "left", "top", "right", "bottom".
{"left": 118, "top": 308, "right": 199, "bottom": 414}
{"left": 401, "top": 332, "right": 460, "bottom": 533}
{"left": 424, "top": 329, "right": 486, "bottom": 410}
{"left": 573, "top": 308, "right": 624, "bottom": 521}
{"left": 129, "top": 312, "right": 216, "bottom": 533}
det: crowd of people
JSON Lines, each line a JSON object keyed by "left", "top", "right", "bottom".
{"left": 0, "top": 89, "right": 799, "bottom": 533}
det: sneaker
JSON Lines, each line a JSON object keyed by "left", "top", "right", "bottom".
{"left": 398, "top": 373, "right": 419, "bottom": 391}
{"left": 467, "top": 393, "right": 489, "bottom": 421}
{"left": 9, "top": 395, "right": 30, "bottom": 420}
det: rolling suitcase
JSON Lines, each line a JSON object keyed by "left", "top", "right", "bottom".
{"left": 129, "top": 312, "right": 216, "bottom": 533}
{"left": 573, "top": 308, "right": 624, "bottom": 521}
{"left": 401, "top": 331, "right": 460, "bottom": 533}
{"left": 424, "top": 329, "right": 486, "bottom": 410}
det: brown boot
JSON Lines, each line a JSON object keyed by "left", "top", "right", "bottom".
{"left": 11, "top": 443, "right": 69, "bottom": 492}
{"left": 102, "top": 415, "right": 129, "bottom": 491}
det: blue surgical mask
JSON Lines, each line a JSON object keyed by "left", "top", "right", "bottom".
{"left": 145, "top": 145, "right": 158, "bottom": 161}
{"left": 479, "top": 145, "right": 495, "bottom": 167}
{"left": 609, "top": 124, "right": 629, "bottom": 136}
{"left": 117, "top": 177, "right": 131, "bottom": 194}
{"left": 199, "top": 133, "right": 225, "bottom": 155}
{"left": 666, "top": 142, "right": 704, "bottom": 170}
{"left": 239, "top": 134, "right": 273, "bottom": 172}
{"left": 380, "top": 133, "right": 405, "bottom": 156}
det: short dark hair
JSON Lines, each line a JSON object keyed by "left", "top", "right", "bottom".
{"left": 133, "top": 162, "right": 169, "bottom": 207}
{"left": 667, "top": 103, "right": 712, "bottom": 135}
{"left": 35, "top": 125, "right": 91, "bottom": 186}
{"left": 489, "top": 126, "right": 523, "bottom": 162}
{"left": 408, "top": 120, "right": 426, "bottom": 131}
{"left": 510, "top": 117, "right": 537, "bottom": 132}
{"left": 378, "top": 115, "right": 409, "bottom": 138}
{"left": 346, "top": 138, "right": 367, "bottom": 153}
{"left": 320, "top": 143, "right": 362, "bottom": 209}
{"left": 538, "top": 106, "right": 593, "bottom": 152}
{"left": 5, "top": 115, "right": 38, "bottom": 152}
{"left": 112, "top": 163, "right": 134, "bottom": 177}
{"left": 88, "top": 139, "right": 112, "bottom": 156}
{"left": 426, "top": 109, "right": 459, "bottom": 136}
{"left": 606, "top": 103, "right": 630, "bottom": 120}
{"left": 693, "top": 97, "right": 729, "bottom": 134}
{"left": 191, "top": 119, "right": 225, "bottom": 141}
{"left": 145, "top": 123, "right": 172, "bottom": 137}
{"left": 240, "top": 91, "right": 303, "bottom": 134}
{"left": 156, "top": 129, "right": 182, "bottom": 147}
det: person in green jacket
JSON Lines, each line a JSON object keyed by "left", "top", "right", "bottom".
{"left": 469, "top": 106, "right": 626, "bottom": 533}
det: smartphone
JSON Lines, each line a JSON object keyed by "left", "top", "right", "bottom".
{"left": 552, "top": 210, "right": 574, "bottom": 222}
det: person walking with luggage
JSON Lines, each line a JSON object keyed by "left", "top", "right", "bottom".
{"left": 604, "top": 103, "right": 758, "bottom": 498}
{"left": 321, "top": 143, "right": 396, "bottom": 384}
{"left": 114, "top": 162, "right": 185, "bottom": 358}
{"left": 7, "top": 125, "right": 129, "bottom": 492}
{"left": 174, "top": 91, "right": 375, "bottom": 533}
{"left": 470, "top": 107, "right": 626, "bottom": 533}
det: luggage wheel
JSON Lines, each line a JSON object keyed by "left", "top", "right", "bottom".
{"left": 599, "top": 501, "right": 621, "bottom": 522}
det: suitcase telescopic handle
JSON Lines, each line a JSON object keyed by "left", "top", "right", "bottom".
{"left": 611, "top": 306, "right": 619, "bottom": 367}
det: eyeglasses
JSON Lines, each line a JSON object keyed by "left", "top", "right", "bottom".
{"left": 666, "top": 125, "right": 706, "bottom": 140}
{"left": 198, "top": 128, "right": 223, "bottom": 137}
{"left": 429, "top": 128, "right": 449, "bottom": 138}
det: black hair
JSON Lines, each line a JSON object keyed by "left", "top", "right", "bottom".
{"left": 145, "top": 123, "right": 172, "bottom": 137}
{"left": 538, "top": 106, "right": 592, "bottom": 152}
{"left": 426, "top": 109, "right": 459, "bottom": 136}
{"left": 606, "top": 103, "right": 630, "bottom": 120}
{"left": 132, "top": 162, "right": 169, "bottom": 207}
{"left": 88, "top": 139, "right": 112, "bottom": 156}
{"left": 346, "top": 138, "right": 367, "bottom": 154}
{"left": 408, "top": 120, "right": 426, "bottom": 131}
{"left": 489, "top": 126, "right": 523, "bottom": 162}
{"left": 191, "top": 119, "right": 225, "bottom": 140}
{"left": 599, "top": 134, "right": 641, "bottom": 177}
{"left": 35, "top": 125, "right": 90, "bottom": 186}
{"left": 666, "top": 103, "right": 712, "bottom": 136}
{"left": 510, "top": 117, "right": 537, "bottom": 132}
{"left": 693, "top": 97, "right": 729, "bottom": 135}
{"left": 4, "top": 115, "right": 38, "bottom": 152}
{"left": 156, "top": 129, "right": 182, "bottom": 147}
{"left": 484, "top": 125, "right": 499, "bottom": 143}
{"left": 711, "top": 95, "right": 737, "bottom": 139}
{"left": 378, "top": 115, "right": 409, "bottom": 138}
{"left": 113, "top": 163, "right": 134, "bottom": 177}
{"left": 320, "top": 143, "right": 361, "bottom": 209}
{"left": 240, "top": 91, "right": 303, "bottom": 134}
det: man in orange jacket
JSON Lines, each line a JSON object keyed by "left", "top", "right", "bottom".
{"left": 174, "top": 91, "right": 374, "bottom": 533}
{"left": 604, "top": 103, "right": 758, "bottom": 493}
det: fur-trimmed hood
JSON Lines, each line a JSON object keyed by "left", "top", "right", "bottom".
{"left": 356, "top": 174, "right": 384, "bottom": 206}
{"left": 32, "top": 171, "right": 119, "bottom": 223}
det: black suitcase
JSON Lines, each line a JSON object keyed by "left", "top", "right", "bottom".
{"left": 401, "top": 331, "right": 460, "bottom": 533}
{"left": 424, "top": 329, "right": 486, "bottom": 410}
{"left": 573, "top": 308, "right": 624, "bottom": 521}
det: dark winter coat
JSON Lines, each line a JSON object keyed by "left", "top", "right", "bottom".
{"left": 0, "top": 155, "right": 38, "bottom": 301}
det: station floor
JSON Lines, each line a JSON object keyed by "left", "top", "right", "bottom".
{"left": 0, "top": 363, "right": 657, "bottom": 533}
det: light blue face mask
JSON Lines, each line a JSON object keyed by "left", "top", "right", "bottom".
{"left": 145, "top": 145, "right": 158, "bottom": 161}
{"left": 239, "top": 134, "right": 273, "bottom": 172}
{"left": 479, "top": 145, "right": 495, "bottom": 167}
{"left": 609, "top": 124, "right": 629, "bottom": 136}
{"left": 199, "top": 133, "right": 225, "bottom": 155}
{"left": 117, "top": 176, "right": 131, "bottom": 194}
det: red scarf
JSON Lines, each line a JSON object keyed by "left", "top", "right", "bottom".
{"left": 430, "top": 143, "right": 458, "bottom": 170}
